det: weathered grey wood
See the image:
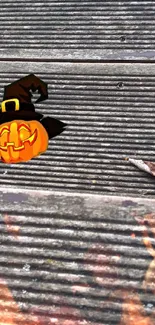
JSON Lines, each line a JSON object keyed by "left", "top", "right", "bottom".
{"left": 0, "top": 62, "right": 155, "bottom": 196}
{"left": 0, "top": 49, "right": 155, "bottom": 61}
{"left": 0, "top": 187, "right": 154, "bottom": 324}
{"left": 0, "top": 0, "right": 155, "bottom": 60}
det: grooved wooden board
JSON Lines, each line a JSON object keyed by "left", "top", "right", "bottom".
{"left": 0, "top": 187, "right": 155, "bottom": 324}
{"left": 1, "top": 1, "right": 155, "bottom": 324}
{"left": 0, "top": 0, "right": 155, "bottom": 60}
{"left": 0, "top": 62, "right": 155, "bottom": 196}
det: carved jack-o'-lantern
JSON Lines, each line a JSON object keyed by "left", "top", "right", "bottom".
{"left": 0, "top": 74, "right": 66, "bottom": 164}
{"left": 0, "top": 120, "right": 48, "bottom": 164}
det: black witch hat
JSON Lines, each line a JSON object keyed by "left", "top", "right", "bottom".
{"left": 0, "top": 74, "right": 67, "bottom": 139}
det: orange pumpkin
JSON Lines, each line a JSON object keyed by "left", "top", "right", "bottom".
{"left": 0, "top": 120, "right": 48, "bottom": 164}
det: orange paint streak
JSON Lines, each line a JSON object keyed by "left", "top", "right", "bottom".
{"left": 0, "top": 279, "right": 41, "bottom": 325}
{"left": 119, "top": 293, "right": 153, "bottom": 325}
{"left": 4, "top": 214, "right": 20, "bottom": 239}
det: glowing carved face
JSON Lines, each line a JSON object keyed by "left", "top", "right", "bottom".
{"left": 0, "top": 120, "right": 48, "bottom": 164}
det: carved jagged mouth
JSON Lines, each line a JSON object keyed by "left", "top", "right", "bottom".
{"left": 0, "top": 129, "right": 37, "bottom": 151}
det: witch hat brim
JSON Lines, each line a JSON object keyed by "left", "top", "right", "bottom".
{"left": 40, "top": 117, "right": 67, "bottom": 139}
{"left": 0, "top": 110, "right": 43, "bottom": 124}
{"left": 0, "top": 112, "right": 67, "bottom": 140}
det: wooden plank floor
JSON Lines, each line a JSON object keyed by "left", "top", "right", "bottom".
{"left": 0, "top": 62, "right": 155, "bottom": 197}
{"left": 0, "top": 1, "right": 155, "bottom": 325}
{"left": 0, "top": 188, "right": 155, "bottom": 325}
{"left": 0, "top": 187, "right": 155, "bottom": 325}
{"left": 0, "top": 0, "right": 155, "bottom": 60}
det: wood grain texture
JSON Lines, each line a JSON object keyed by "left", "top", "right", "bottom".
{"left": 0, "top": 187, "right": 154, "bottom": 324}
{"left": 0, "top": 0, "right": 155, "bottom": 60}
{"left": 0, "top": 62, "right": 154, "bottom": 196}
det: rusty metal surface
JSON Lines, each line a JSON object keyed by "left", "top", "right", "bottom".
{"left": 0, "top": 0, "right": 155, "bottom": 60}
{"left": 0, "top": 62, "right": 155, "bottom": 196}
{"left": 0, "top": 187, "right": 155, "bottom": 324}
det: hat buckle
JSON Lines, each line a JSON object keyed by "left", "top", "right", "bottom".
{"left": 1, "top": 98, "right": 20, "bottom": 113}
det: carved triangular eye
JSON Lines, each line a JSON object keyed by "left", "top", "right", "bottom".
{"left": 18, "top": 124, "right": 31, "bottom": 132}
{"left": 0, "top": 127, "right": 9, "bottom": 136}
